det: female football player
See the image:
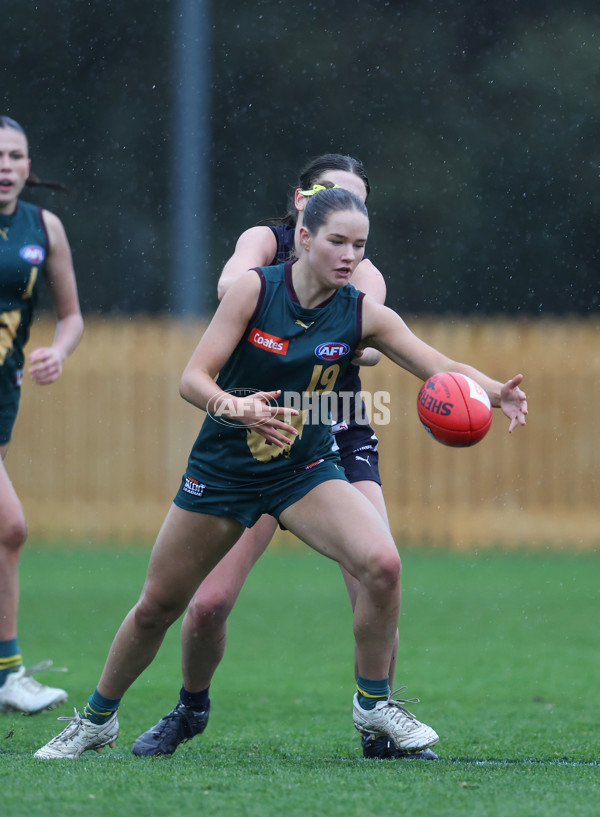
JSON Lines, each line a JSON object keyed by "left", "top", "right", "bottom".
{"left": 133, "top": 153, "right": 414, "bottom": 761}
{"left": 0, "top": 116, "right": 83, "bottom": 715}
{"left": 35, "top": 186, "right": 526, "bottom": 759}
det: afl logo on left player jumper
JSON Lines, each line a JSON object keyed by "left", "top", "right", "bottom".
{"left": 19, "top": 245, "right": 45, "bottom": 264}
{"left": 315, "top": 342, "right": 350, "bottom": 361}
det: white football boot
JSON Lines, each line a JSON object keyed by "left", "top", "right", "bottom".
{"left": 353, "top": 688, "right": 439, "bottom": 752}
{"left": 0, "top": 663, "right": 68, "bottom": 714}
{"left": 34, "top": 708, "right": 119, "bottom": 758}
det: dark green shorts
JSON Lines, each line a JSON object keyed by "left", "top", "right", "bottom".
{"left": 0, "top": 365, "right": 22, "bottom": 445}
{"left": 173, "top": 458, "right": 348, "bottom": 528}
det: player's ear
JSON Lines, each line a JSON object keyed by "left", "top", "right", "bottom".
{"left": 294, "top": 188, "right": 307, "bottom": 211}
{"left": 298, "top": 225, "right": 310, "bottom": 250}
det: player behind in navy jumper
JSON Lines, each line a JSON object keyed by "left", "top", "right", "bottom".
{"left": 0, "top": 116, "right": 83, "bottom": 715}
{"left": 35, "top": 187, "right": 527, "bottom": 759}
{"left": 132, "top": 153, "right": 427, "bottom": 761}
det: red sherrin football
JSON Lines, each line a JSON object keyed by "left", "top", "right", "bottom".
{"left": 417, "top": 372, "right": 493, "bottom": 447}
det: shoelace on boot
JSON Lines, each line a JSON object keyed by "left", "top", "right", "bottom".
{"left": 42, "top": 709, "right": 85, "bottom": 746}
{"left": 383, "top": 687, "right": 422, "bottom": 728}
{"left": 24, "top": 659, "right": 68, "bottom": 677}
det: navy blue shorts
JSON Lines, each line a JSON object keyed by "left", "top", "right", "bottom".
{"left": 173, "top": 457, "right": 348, "bottom": 528}
{"left": 334, "top": 424, "right": 382, "bottom": 485}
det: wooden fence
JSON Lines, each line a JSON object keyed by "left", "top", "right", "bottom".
{"left": 8, "top": 316, "right": 599, "bottom": 549}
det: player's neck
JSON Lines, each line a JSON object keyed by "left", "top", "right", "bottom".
{"left": 0, "top": 199, "right": 18, "bottom": 216}
{"left": 290, "top": 260, "right": 336, "bottom": 309}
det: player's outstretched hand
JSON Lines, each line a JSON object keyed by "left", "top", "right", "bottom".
{"left": 500, "top": 374, "right": 528, "bottom": 432}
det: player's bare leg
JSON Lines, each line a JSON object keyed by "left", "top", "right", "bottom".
{"left": 0, "top": 450, "right": 67, "bottom": 715}
{"left": 280, "top": 480, "right": 400, "bottom": 677}
{"left": 0, "top": 449, "right": 26, "bottom": 642}
{"left": 97, "top": 507, "right": 244, "bottom": 698}
{"left": 280, "top": 480, "right": 438, "bottom": 755}
{"left": 130, "top": 514, "right": 277, "bottom": 756}
{"left": 180, "top": 514, "right": 278, "bottom": 692}
{"left": 35, "top": 506, "right": 244, "bottom": 758}
{"left": 338, "top": 479, "right": 396, "bottom": 683}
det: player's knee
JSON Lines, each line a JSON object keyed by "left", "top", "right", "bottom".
{"left": 0, "top": 510, "right": 27, "bottom": 553}
{"left": 134, "top": 590, "right": 183, "bottom": 632}
{"left": 367, "top": 546, "right": 401, "bottom": 593}
{"left": 187, "top": 588, "right": 233, "bottom": 632}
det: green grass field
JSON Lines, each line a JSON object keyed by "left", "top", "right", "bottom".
{"left": 1, "top": 543, "right": 598, "bottom": 817}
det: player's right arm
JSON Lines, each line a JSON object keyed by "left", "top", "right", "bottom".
{"left": 216, "top": 226, "right": 278, "bottom": 301}
{"left": 181, "top": 270, "right": 298, "bottom": 446}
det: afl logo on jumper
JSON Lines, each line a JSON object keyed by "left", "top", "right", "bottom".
{"left": 20, "top": 245, "right": 45, "bottom": 264}
{"left": 249, "top": 328, "right": 289, "bottom": 355}
{"left": 315, "top": 342, "right": 350, "bottom": 361}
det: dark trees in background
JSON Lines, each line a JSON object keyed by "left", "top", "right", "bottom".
{"left": 5, "top": 1, "right": 598, "bottom": 316}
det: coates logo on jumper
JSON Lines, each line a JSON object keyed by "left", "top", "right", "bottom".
{"left": 315, "top": 342, "right": 350, "bottom": 361}
{"left": 249, "top": 328, "right": 289, "bottom": 355}
{"left": 19, "top": 245, "right": 45, "bottom": 264}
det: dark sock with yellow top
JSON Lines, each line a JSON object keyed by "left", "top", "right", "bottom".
{"left": 356, "top": 675, "right": 390, "bottom": 710}
{"left": 82, "top": 688, "right": 121, "bottom": 724}
{"left": 0, "top": 639, "right": 22, "bottom": 687}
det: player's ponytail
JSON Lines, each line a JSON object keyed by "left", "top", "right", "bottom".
{"left": 25, "top": 172, "right": 67, "bottom": 193}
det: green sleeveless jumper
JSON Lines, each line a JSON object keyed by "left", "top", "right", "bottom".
{"left": 0, "top": 200, "right": 48, "bottom": 443}
{"left": 175, "top": 261, "right": 365, "bottom": 524}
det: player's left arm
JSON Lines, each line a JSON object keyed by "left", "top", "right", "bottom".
{"left": 361, "top": 298, "right": 528, "bottom": 432}
{"left": 350, "top": 257, "right": 386, "bottom": 367}
{"left": 30, "top": 210, "right": 84, "bottom": 385}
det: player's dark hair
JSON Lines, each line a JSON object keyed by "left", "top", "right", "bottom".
{"left": 279, "top": 153, "right": 370, "bottom": 226}
{"left": 0, "top": 115, "right": 26, "bottom": 135}
{"left": 302, "top": 187, "right": 368, "bottom": 235}
{"left": 299, "top": 153, "right": 370, "bottom": 199}
{"left": 0, "top": 115, "right": 67, "bottom": 192}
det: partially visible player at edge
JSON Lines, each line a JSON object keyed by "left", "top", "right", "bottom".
{"left": 0, "top": 116, "right": 83, "bottom": 715}
{"left": 34, "top": 186, "right": 527, "bottom": 760}
{"left": 132, "top": 153, "right": 433, "bottom": 761}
